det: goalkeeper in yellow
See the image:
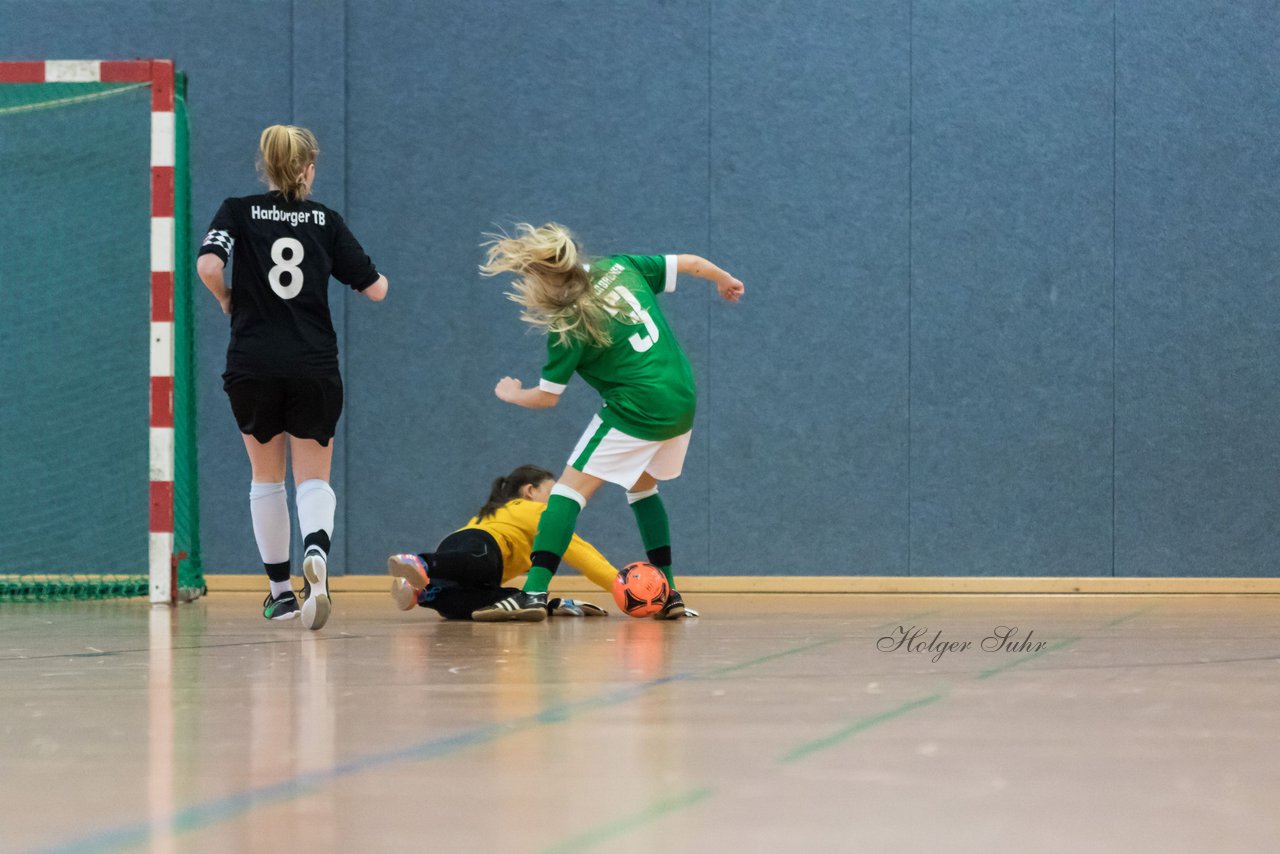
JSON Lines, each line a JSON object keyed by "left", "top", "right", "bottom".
{"left": 387, "top": 465, "right": 615, "bottom": 618}
{"left": 471, "top": 222, "right": 744, "bottom": 621}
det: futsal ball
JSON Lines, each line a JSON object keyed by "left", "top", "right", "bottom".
{"left": 612, "top": 562, "right": 670, "bottom": 618}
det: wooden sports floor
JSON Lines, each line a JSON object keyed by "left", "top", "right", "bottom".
{"left": 3, "top": 592, "right": 1279, "bottom": 853}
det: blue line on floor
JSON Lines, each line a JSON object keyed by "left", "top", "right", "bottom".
{"left": 35, "top": 672, "right": 695, "bottom": 854}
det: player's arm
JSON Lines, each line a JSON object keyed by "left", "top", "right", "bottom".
{"left": 497, "top": 337, "right": 578, "bottom": 408}
{"left": 196, "top": 254, "right": 232, "bottom": 315}
{"left": 330, "top": 210, "right": 388, "bottom": 302}
{"left": 494, "top": 377, "right": 559, "bottom": 409}
{"left": 676, "top": 254, "right": 744, "bottom": 302}
{"left": 562, "top": 535, "right": 619, "bottom": 592}
{"left": 197, "top": 201, "right": 236, "bottom": 315}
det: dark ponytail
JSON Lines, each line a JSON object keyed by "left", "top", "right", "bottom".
{"left": 475, "top": 464, "right": 555, "bottom": 520}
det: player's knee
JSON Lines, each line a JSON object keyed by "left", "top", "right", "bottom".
{"left": 626, "top": 485, "right": 660, "bottom": 504}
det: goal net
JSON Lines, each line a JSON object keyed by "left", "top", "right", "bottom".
{"left": 0, "top": 61, "right": 202, "bottom": 603}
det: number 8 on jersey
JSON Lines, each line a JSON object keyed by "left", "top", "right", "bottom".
{"left": 269, "top": 237, "right": 305, "bottom": 299}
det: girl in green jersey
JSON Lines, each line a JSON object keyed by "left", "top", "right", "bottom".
{"left": 474, "top": 223, "right": 743, "bottom": 621}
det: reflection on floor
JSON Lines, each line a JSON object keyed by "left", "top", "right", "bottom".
{"left": 3, "top": 592, "right": 1279, "bottom": 853}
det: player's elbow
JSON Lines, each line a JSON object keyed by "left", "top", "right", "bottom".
{"left": 675, "top": 254, "right": 702, "bottom": 275}
{"left": 196, "top": 254, "right": 224, "bottom": 280}
{"left": 364, "top": 275, "right": 388, "bottom": 302}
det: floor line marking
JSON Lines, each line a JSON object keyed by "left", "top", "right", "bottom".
{"left": 41, "top": 608, "right": 1146, "bottom": 852}
{"left": 971, "top": 606, "right": 1146, "bottom": 680}
{"left": 1013, "top": 653, "right": 1280, "bottom": 672}
{"left": 0, "top": 635, "right": 363, "bottom": 663}
{"left": 539, "top": 786, "right": 714, "bottom": 854}
{"left": 974, "top": 637, "right": 1082, "bottom": 680}
{"left": 780, "top": 692, "right": 947, "bottom": 764}
{"left": 1099, "top": 607, "right": 1151, "bottom": 628}
{"left": 32, "top": 631, "right": 843, "bottom": 854}
{"left": 775, "top": 608, "right": 1150, "bottom": 764}
{"left": 701, "top": 637, "right": 841, "bottom": 676}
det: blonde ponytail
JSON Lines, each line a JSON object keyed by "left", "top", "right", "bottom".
{"left": 258, "top": 125, "right": 319, "bottom": 201}
{"left": 479, "top": 223, "right": 611, "bottom": 348}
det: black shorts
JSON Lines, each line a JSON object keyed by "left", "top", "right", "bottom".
{"left": 223, "top": 372, "right": 344, "bottom": 445}
{"left": 432, "top": 529, "right": 504, "bottom": 586}
{"left": 418, "top": 530, "right": 509, "bottom": 620}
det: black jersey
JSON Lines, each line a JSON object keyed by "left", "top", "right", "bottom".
{"left": 198, "top": 191, "right": 380, "bottom": 376}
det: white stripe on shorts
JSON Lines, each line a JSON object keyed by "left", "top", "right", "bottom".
{"left": 566, "top": 415, "right": 691, "bottom": 489}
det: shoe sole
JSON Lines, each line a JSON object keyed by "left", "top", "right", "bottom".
{"left": 654, "top": 603, "right": 687, "bottom": 620}
{"left": 387, "top": 555, "right": 430, "bottom": 588}
{"left": 389, "top": 578, "right": 418, "bottom": 611}
{"left": 386, "top": 556, "right": 428, "bottom": 612}
{"left": 472, "top": 607, "right": 547, "bottom": 623}
{"left": 549, "top": 603, "right": 608, "bottom": 617}
{"left": 266, "top": 610, "right": 300, "bottom": 621}
{"left": 301, "top": 553, "right": 331, "bottom": 631}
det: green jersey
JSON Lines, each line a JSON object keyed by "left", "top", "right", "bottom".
{"left": 539, "top": 254, "right": 696, "bottom": 441}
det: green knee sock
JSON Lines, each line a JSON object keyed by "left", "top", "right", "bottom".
{"left": 629, "top": 493, "right": 675, "bottom": 589}
{"left": 523, "top": 493, "right": 581, "bottom": 593}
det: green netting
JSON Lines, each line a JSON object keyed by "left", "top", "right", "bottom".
{"left": 173, "top": 74, "right": 205, "bottom": 600}
{"left": 0, "top": 76, "right": 202, "bottom": 601}
{"left": 0, "top": 575, "right": 150, "bottom": 601}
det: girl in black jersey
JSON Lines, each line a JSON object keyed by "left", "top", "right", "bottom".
{"left": 196, "top": 125, "right": 388, "bottom": 630}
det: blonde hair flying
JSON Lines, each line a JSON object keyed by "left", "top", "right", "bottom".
{"left": 258, "top": 125, "right": 318, "bottom": 202}
{"left": 480, "top": 222, "right": 612, "bottom": 348}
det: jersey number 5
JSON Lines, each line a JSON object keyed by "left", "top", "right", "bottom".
{"left": 269, "top": 237, "right": 305, "bottom": 299}
{"left": 604, "top": 287, "right": 660, "bottom": 353}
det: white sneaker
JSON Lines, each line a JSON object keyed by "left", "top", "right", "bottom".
{"left": 301, "top": 547, "right": 331, "bottom": 630}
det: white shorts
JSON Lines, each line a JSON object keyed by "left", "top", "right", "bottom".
{"left": 567, "top": 415, "right": 691, "bottom": 488}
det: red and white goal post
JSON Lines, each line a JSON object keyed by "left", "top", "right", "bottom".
{"left": 0, "top": 59, "right": 187, "bottom": 605}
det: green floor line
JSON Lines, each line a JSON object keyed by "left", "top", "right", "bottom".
{"left": 974, "top": 609, "right": 1147, "bottom": 680}
{"left": 705, "top": 611, "right": 947, "bottom": 679}
{"left": 702, "top": 637, "right": 841, "bottom": 677}
{"left": 540, "top": 786, "right": 714, "bottom": 854}
{"left": 975, "top": 637, "right": 1081, "bottom": 680}
{"left": 780, "top": 692, "right": 947, "bottom": 764}
{"left": 778, "top": 609, "right": 1149, "bottom": 766}
{"left": 1099, "top": 608, "right": 1151, "bottom": 629}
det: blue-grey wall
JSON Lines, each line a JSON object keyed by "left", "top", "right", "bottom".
{"left": 5, "top": 1, "right": 1278, "bottom": 577}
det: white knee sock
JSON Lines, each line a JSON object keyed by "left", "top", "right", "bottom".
{"left": 249, "top": 481, "right": 290, "bottom": 563}
{"left": 295, "top": 478, "right": 336, "bottom": 555}
{"left": 250, "top": 481, "right": 292, "bottom": 597}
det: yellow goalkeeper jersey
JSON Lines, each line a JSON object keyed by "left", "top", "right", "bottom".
{"left": 459, "top": 499, "right": 617, "bottom": 591}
